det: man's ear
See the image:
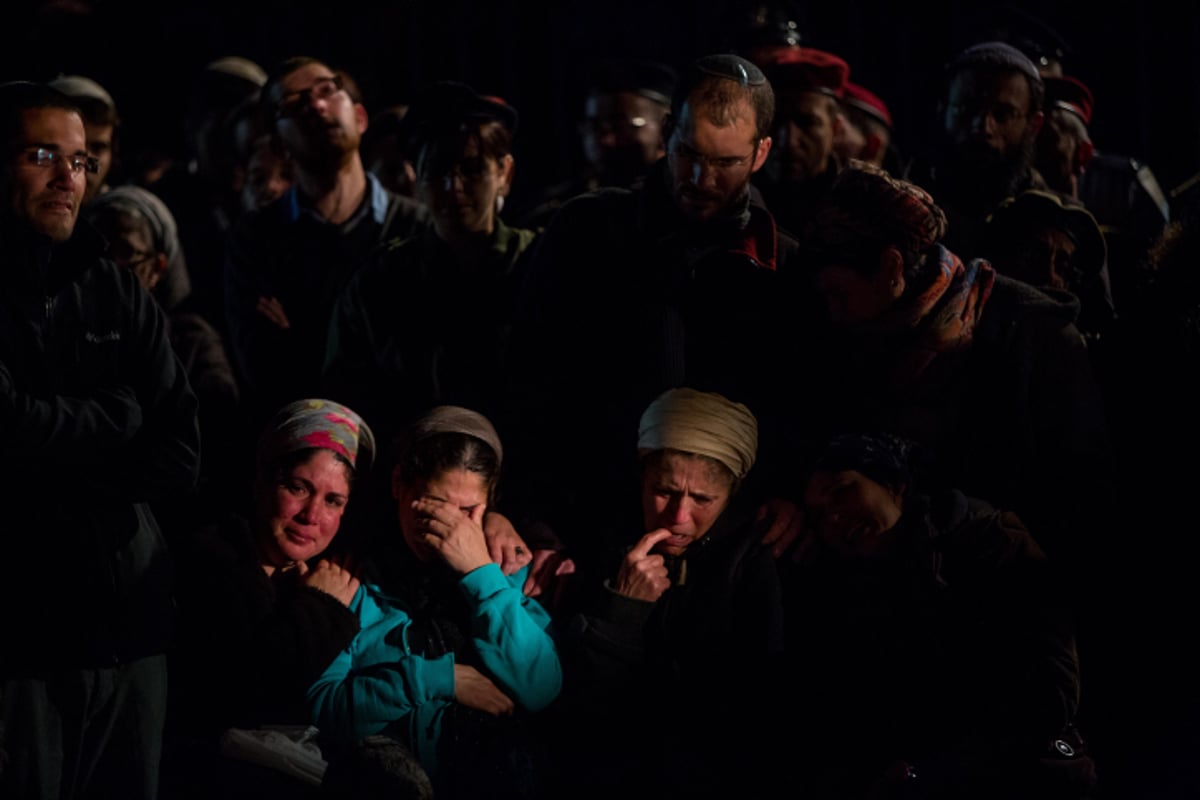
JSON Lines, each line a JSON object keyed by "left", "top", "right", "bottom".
{"left": 137, "top": 252, "right": 169, "bottom": 292}
{"left": 751, "top": 135, "right": 772, "bottom": 173}
{"left": 1027, "top": 109, "right": 1045, "bottom": 139}
{"left": 881, "top": 246, "right": 906, "bottom": 298}
{"left": 354, "top": 103, "right": 369, "bottom": 135}
{"left": 660, "top": 112, "right": 674, "bottom": 150}
{"left": 862, "top": 133, "right": 886, "bottom": 166}
{"left": 1076, "top": 139, "right": 1095, "bottom": 172}
{"left": 497, "top": 153, "right": 515, "bottom": 196}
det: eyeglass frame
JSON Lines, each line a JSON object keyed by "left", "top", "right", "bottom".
{"left": 107, "top": 242, "right": 158, "bottom": 268}
{"left": 666, "top": 135, "right": 761, "bottom": 174}
{"left": 15, "top": 146, "right": 99, "bottom": 175}
{"left": 274, "top": 74, "right": 345, "bottom": 120}
{"left": 945, "top": 98, "right": 1029, "bottom": 128}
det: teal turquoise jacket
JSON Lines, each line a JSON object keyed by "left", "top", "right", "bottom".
{"left": 306, "top": 562, "right": 561, "bottom": 771}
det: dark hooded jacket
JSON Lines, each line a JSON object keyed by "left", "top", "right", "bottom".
{"left": 802, "top": 271, "right": 1114, "bottom": 584}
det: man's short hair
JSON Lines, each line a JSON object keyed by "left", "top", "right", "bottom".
{"left": 945, "top": 41, "right": 1045, "bottom": 116}
{"left": 262, "top": 56, "right": 325, "bottom": 110}
{"left": 671, "top": 54, "right": 775, "bottom": 140}
{"left": 0, "top": 81, "right": 81, "bottom": 148}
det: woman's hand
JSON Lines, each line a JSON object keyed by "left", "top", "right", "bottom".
{"left": 612, "top": 529, "right": 672, "bottom": 602}
{"left": 453, "top": 664, "right": 514, "bottom": 716}
{"left": 483, "top": 510, "right": 534, "bottom": 575}
{"left": 296, "top": 557, "right": 359, "bottom": 607}
{"left": 522, "top": 549, "right": 577, "bottom": 607}
{"left": 413, "top": 497, "right": 492, "bottom": 575}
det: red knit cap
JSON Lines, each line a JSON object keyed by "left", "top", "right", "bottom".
{"left": 762, "top": 47, "right": 850, "bottom": 98}
{"left": 1044, "top": 75, "right": 1093, "bottom": 126}
{"left": 842, "top": 81, "right": 893, "bottom": 129}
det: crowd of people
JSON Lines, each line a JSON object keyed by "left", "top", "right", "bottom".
{"left": 1, "top": 9, "right": 1198, "bottom": 800}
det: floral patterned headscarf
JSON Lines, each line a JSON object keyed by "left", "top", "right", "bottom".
{"left": 257, "top": 398, "right": 376, "bottom": 473}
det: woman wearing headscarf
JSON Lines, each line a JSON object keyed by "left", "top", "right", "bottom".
{"left": 781, "top": 431, "right": 1093, "bottom": 800}
{"left": 550, "top": 387, "right": 784, "bottom": 798}
{"left": 168, "top": 399, "right": 375, "bottom": 742}
{"left": 307, "top": 405, "right": 561, "bottom": 800}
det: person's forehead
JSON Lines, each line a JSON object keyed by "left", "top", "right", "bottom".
{"left": 279, "top": 62, "right": 336, "bottom": 93}
{"left": 1036, "top": 225, "right": 1077, "bottom": 249}
{"left": 816, "top": 261, "right": 871, "bottom": 284}
{"left": 779, "top": 88, "right": 833, "bottom": 115}
{"left": 676, "top": 100, "right": 756, "bottom": 142}
{"left": 803, "top": 469, "right": 840, "bottom": 500}
{"left": 82, "top": 121, "right": 114, "bottom": 141}
{"left": 18, "top": 107, "right": 86, "bottom": 147}
{"left": 950, "top": 68, "right": 1031, "bottom": 102}
{"left": 587, "top": 90, "right": 663, "bottom": 116}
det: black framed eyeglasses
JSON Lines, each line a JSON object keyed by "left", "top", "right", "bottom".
{"left": 108, "top": 241, "right": 156, "bottom": 267}
{"left": 275, "top": 75, "right": 344, "bottom": 120}
{"left": 19, "top": 146, "right": 99, "bottom": 175}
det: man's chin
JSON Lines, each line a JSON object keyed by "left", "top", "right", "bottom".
{"left": 36, "top": 220, "right": 76, "bottom": 242}
{"left": 675, "top": 193, "right": 722, "bottom": 221}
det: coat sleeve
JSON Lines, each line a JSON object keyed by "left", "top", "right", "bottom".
{"left": 306, "top": 590, "right": 456, "bottom": 743}
{"left": 0, "top": 364, "right": 143, "bottom": 458}
{"left": 93, "top": 267, "right": 200, "bottom": 501}
{"left": 459, "top": 563, "right": 563, "bottom": 712}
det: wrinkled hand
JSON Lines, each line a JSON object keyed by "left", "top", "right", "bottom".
{"left": 255, "top": 296, "right": 291, "bottom": 330}
{"left": 483, "top": 511, "right": 533, "bottom": 575}
{"left": 613, "top": 529, "right": 672, "bottom": 602}
{"left": 454, "top": 664, "right": 514, "bottom": 716}
{"left": 413, "top": 497, "right": 492, "bottom": 575}
{"left": 296, "top": 557, "right": 360, "bottom": 607}
{"left": 522, "top": 549, "right": 577, "bottom": 606}
{"left": 757, "top": 497, "right": 814, "bottom": 562}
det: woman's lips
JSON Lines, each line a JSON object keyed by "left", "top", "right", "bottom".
{"left": 285, "top": 527, "right": 314, "bottom": 546}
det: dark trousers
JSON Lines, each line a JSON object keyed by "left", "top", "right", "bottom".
{"left": 1, "top": 654, "right": 168, "bottom": 800}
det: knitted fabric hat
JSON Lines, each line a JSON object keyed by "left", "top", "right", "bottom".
{"left": 947, "top": 41, "right": 1042, "bottom": 86}
{"left": 803, "top": 161, "right": 948, "bottom": 265}
{"left": 1044, "top": 75, "right": 1093, "bottom": 125}
{"left": 762, "top": 47, "right": 850, "bottom": 98}
{"left": 87, "top": 185, "right": 191, "bottom": 310}
{"left": 843, "top": 81, "right": 893, "bottom": 129}
{"left": 47, "top": 74, "right": 115, "bottom": 112}
{"left": 811, "top": 432, "right": 914, "bottom": 491}
{"left": 691, "top": 54, "right": 768, "bottom": 87}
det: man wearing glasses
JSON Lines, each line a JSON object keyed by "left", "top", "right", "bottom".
{"left": 0, "top": 81, "right": 201, "bottom": 800}
{"left": 506, "top": 54, "right": 805, "bottom": 589}
{"left": 907, "top": 41, "right": 1049, "bottom": 257}
{"left": 224, "top": 56, "right": 426, "bottom": 428}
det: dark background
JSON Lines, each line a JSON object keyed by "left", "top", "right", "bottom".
{"left": 5, "top": 0, "right": 1200, "bottom": 207}
{"left": 5, "top": 2, "right": 1199, "bottom": 795}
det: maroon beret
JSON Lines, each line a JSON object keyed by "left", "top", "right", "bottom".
{"left": 842, "top": 81, "right": 892, "bottom": 129}
{"left": 763, "top": 47, "right": 850, "bottom": 98}
{"left": 1044, "top": 75, "right": 1093, "bottom": 126}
